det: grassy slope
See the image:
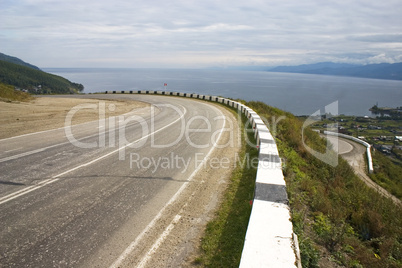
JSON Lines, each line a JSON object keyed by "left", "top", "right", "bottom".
{"left": 370, "top": 150, "right": 402, "bottom": 200}
{"left": 0, "top": 82, "right": 33, "bottom": 102}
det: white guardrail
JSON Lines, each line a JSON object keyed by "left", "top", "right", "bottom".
{"left": 324, "top": 131, "right": 374, "bottom": 174}
{"left": 105, "top": 90, "right": 300, "bottom": 267}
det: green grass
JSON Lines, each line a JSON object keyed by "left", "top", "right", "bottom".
{"left": 195, "top": 109, "right": 258, "bottom": 267}
{"left": 0, "top": 82, "right": 32, "bottom": 102}
{"left": 370, "top": 151, "right": 402, "bottom": 199}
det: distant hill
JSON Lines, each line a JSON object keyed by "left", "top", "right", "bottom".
{"left": 0, "top": 52, "right": 41, "bottom": 71}
{"left": 0, "top": 53, "right": 83, "bottom": 94}
{"left": 268, "top": 62, "right": 402, "bottom": 80}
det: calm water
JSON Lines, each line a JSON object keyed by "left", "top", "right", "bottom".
{"left": 44, "top": 68, "right": 402, "bottom": 116}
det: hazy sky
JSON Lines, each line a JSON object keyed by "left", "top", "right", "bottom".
{"left": 2, "top": 0, "right": 402, "bottom": 68}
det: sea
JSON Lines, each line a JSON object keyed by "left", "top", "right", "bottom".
{"left": 44, "top": 68, "right": 402, "bottom": 116}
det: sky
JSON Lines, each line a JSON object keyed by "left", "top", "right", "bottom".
{"left": 1, "top": 0, "right": 402, "bottom": 68}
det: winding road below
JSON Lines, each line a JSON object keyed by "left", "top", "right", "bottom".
{"left": 325, "top": 135, "right": 401, "bottom": 206}
{"left": 0, "top": 94, "right": 240, "bottom": 267}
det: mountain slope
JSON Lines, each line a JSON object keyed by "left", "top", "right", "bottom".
{"left": 269, "top": 62, "right": 402, "bottom": 80}
{"left": 0, "top": 53, "right": 83, "bottom": 94}
{"left": 0, "top": 52, "right": 41, "bottom": 70}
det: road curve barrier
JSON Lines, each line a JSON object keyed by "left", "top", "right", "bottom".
{"left": 105, "top": 90, "right": 301, "bottom": 267}
{"left": 324, "top": 131, "right": 374, "bottom": 174}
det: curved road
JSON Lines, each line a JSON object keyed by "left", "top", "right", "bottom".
{"left": 0, "top": 94, "right": 234, "bottom": 267}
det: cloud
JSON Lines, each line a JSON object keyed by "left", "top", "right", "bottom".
{"left": 348, "top": 34, "right": 402, "bottom": 43}
{"left": 1, "top": 0, "right": 402, "bottom": 67}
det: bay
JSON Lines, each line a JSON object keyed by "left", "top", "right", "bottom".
{"left": 44, "top": 68, "right": 402, "bottom": 116}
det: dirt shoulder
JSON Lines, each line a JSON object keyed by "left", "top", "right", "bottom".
{"left": 0, "top": 96, "right": 148, "bottom": 139}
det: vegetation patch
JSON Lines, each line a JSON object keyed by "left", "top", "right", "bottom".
{"left": 370, "top": 150, "right": 402, "bottom": 200}
{"left": 0, "top": 82, "right": 33, "bottom": 102}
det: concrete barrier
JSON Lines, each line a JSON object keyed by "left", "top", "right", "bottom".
{"left": 324, "top": 131, "right": 374, "bottom": 173}
{"left": 247, "top": 111, "right": 258, "bottom": 120}
{"left": 252, "top": 118, "right": 265, "bottom": 129}
{"left": 102, "top": 90, "right": 299, "bottom": 267}
{"left": 240, "top": 111, "right": 297, "bottom": 267}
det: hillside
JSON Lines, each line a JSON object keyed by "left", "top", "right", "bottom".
{"left": 268, "top": 62, "right": 402, "bottom": 80}
{"left": 0, "top": 52, "right": 41, "bottom": 70}
{"left": 0, "top": 57, "right": 84, "bottom": 94}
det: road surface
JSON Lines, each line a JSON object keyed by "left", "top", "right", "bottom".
{"left": 0, "top": 94, "right": 240, "bottom": 267}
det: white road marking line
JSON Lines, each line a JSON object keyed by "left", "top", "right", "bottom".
{"left": 109, "top": 103, "right": 226, "bottom": 268}
{"left": 0, "top": 106, "right": 186, "bottom": 205}
{"left": 136, "top": 215, "right": 182, "bottom": 268}
{"left": 3, "top": 147, "right": 23, "bottom": 153}
{"left": 0, "top": 145, "right": 57, "bottom": 163}
{"left": 0, "top": 179, "right": 55, "bottom": 205}
{"left": 0, "top": 126, "right": 122, "bottom": 163}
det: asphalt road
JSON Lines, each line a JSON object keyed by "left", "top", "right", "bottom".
{"left": 0, "top": 94, "right": 229, "bottom": 267}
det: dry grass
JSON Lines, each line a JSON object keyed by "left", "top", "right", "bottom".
{"left": 0, "top": 82, "right": 33, "bottom": 102}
